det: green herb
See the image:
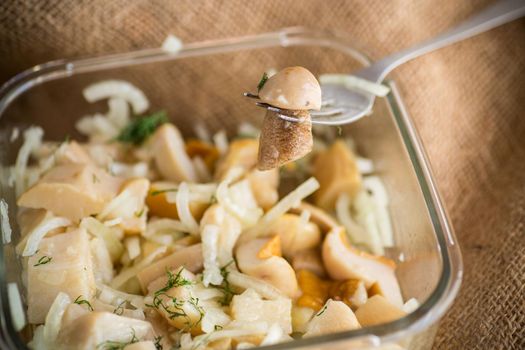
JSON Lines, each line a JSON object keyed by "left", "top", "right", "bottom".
{"left": 92, "top": 173, "right": 100, "bottom": 183}
{"left": 146, "top": 268, "right": 200, "bottom": 329}
{"left": 214, "top": 325, "right": 223, "bottom": 331}
{"left": 216, "top": 261, "right": 235, "bottom": 306}
{"left": 154, "top": 336, "right": 163, "bottom": 350}
{"left": 150, "top": 188, "right": 177, "bottom": 196}
{"left": 117, "top": 111, "right": 168, "bottom": 145}
{"left": 316, "top": 304, "right": 328, "bottom": 317}
{"left": 97, "top": 329, "right": 138, "bottom": 350}
{"left": 62, "top": 134, "right": 71, "bottom": 145}
{"left": 257, "top": 72, "right": 269, "bottom": 92}
{"left": 336, "top": 126, "right": 343, "bottom": 136}
{"left": 134, "top": 208, "right": 145, "bottom": 218}
{"left": 74, "top": 295, "right": 94, "bottom": 311}
{"left": 113, "top": 300, "right": 126, "bottom": 316}
{"left": 33, "top": 255, "right": 52, "bottom": 267}
{"left": 210, "top": 194, "right": 218, "bottom": 205}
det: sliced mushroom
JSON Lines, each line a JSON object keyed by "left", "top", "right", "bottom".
{"left": 214, "top": 139, "right": 258, "bottom": 180}
{"left": 303, "top": 299, "right": 360, "bottom": 337}
{"left": 17, "top": 163, "right": 123, "bottom": 222}
{"left": 27, "top": 228, "right": 96, "bottom": 324}
{"left": 264, "top": 213, "right": 321, "bottom": 258}
{"left": 290, "top": 202, "right": 339, "bottom": 233}
{"left": 55, "top": 141, "right": 94, "bottom": 165}
{"left": 313, "top": 140, "right": 362, "bottom": 210}
{"left": 137, "top": 244, "right": 203, "bottom": 292}
{"left": 230, "top": 288, "right": 292, "bottom": 334}
{"left": 354, "top": 295, "right": 407, "bottom": 327}
{"left": 124, "top": 342, "right": 157, "bottom": 350}
{"left": 146, "top": 268, "right": 203, "bottom": 334}
{"left": 291, "top": 249, "right": 327, "bottom": 277}
{"left": 256, "top": 66, "right": 321, "bottom": 170}
{"left": 322, "top": 227, "right": 403, "bottom": 306}
{"left": 258, "top": 66, "right": 322, "bottom": 111}
{"left": 245, "top": 169, "right": 279, "bottom": 210}
{"left": 99, "top": 178, "right": 150, "bottom": 234}
{"left": 235, "top": 237, "right": 299, "bottom": 298}
{"left": 57, "top": 311, "right": 154, "bottom": 350}
{"left": 151, "top": 124, "right": 198, "bottom": 182}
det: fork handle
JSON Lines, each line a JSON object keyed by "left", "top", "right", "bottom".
{"left": 355, "top": 0, "right": 525, "bottom": 83}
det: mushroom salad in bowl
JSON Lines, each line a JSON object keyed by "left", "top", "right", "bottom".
{"left": 4, "top": 66, "right": 419, "bottom": 350}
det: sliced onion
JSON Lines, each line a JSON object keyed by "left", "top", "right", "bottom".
{"left": 202, "top": 224, "right": 222, "bottom": 287}
{"left": 22, "top": 215, "right": 71, "bottom": 256}
{"left": 213, "top": 130, "right": 229, "bottom": 155}
{"left": 14, "top": 126, "right": 43, "bottom": 196}
{"left": 227, "top": 271, "right": 284, "bottom": 300}
{"left": 176, "top": 182, "right": 200, "bottom": 235}
{"left": 320, "top": 74, "right": 390, "bottom": 97}
{"left": 110, "top": 246, "right": 167, "bottom": 289}
{"left": 7, "top": 283, "right": 26, "bottom": 332}
{"left": 0, "top": 199, "right": 12, "bottom": 244}
{"left": 83, "top": 80, "right": 149, "bottom": 114}
{"left": 242, "top": 177, "right": 319, "bottom": 241}
{"left": 43, "top": 292, "right": 71, "bottom": 344}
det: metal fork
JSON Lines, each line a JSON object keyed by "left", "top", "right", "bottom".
{"left": 247, "top": 0, "right": 525, "bottom": 125}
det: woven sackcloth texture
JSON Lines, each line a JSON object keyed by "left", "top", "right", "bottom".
{"left": 1, "top": 0, "right": 524, "bottom": 349}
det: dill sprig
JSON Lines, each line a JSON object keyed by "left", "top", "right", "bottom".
{"left": 217, "top": 261, "right": 235, "bottom": 306}
{"left": 97, "top": 329, "right": 138, "bottom": 350}
{"left": 117, "top": 111, "right": 168, "bottom": 145}
{"left": 154, "top": 336, "right": 163, "bottom": 350}
{"left": 316, "top": 304, "right": 328, "bottom": 317}
{"left": 33, "top": 256, "right": 52, "bottom": 267}
{"left": 257, "top": 72, "right": 269, "bottom": 92}
{"left": 113, "top": 300, "right": 126, "bottom": 316}
{"left": 146, "top": 268, "right": 203, "bottom": 330}
{"left": 74, "top": 295, "right": 94, "bottom": 311}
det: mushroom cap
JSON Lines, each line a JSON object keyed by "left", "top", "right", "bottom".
{"left": 259, "top": 67, "right": 322, "bottom": 111}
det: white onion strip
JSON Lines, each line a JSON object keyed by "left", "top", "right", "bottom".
{"left": 22, "top": 216, "right": 72, "bottom": 256}
{"left": 110, "top": 246, "right": 167, "bottom": 289}
{"left": 43, "top": 292, "right": 71, "bottom": 344}
{"left": 0, "top": 199, "right": 12, "bottom": 244}
{"left": 83, "top": 80, "right": 149, "bottom": 114}
{"left": 202, "top": 224, "right": 222, "bottom": 287}
{"left": 319, "top": 74, "right": 390, "bottom": 97}
{"left": 242, "top": 177, "right": 319, "bottom": 241}
{"left": 7, "top": 283, "right": 26, "bottom": 331}
{"left": 176, "top": 182, "right": 200, "bottom": 235}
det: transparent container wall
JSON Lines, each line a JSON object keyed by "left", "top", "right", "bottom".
{"left": 0, "top": 43, "right": 443, "bottom": 349}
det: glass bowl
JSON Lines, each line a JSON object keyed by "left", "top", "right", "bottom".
{"left": 0, "top": 27, "right": 462, "bottom": 350}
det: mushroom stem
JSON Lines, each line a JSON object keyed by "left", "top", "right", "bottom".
{"left": 257, "top": 109, "right": 313, "bottom": 171}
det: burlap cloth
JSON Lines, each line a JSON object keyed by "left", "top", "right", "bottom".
{"left": 1, "top": 0, "right": 524, "bottom": 349}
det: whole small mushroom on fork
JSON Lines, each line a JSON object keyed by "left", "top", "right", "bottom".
{"left": 245, "top": 66, "right": 322, "bottom": 170}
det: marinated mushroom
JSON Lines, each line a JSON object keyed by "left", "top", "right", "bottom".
{"left": 235, "top": 237, "right": 299, "bottom": 298}
{"left": 256, "top": 67, "right": 322, "bottom": 170}
{"left": 151, "top": 123, "right": 198, "bottom": 182}
{"left": 263, "top": 213, "right": 321, "bottom": 258}
{"left": 27, "top": 228, "right": 96, "bottom": 324}
{"left": 56, "top": 311, "right": 154, "bottom": 350}
{"left": 303, "top": 299, "right": 360, "bottom": 338}
{"left": 322, "top": 227, "right": 403, "bottom": 306}
{"left": 17, "top": 163, "right": 123, "bottom": 222}
{"left": 137, "top": 244, "right": 203, "bottom": 291}
{"left": 313, "top": 139, "right": 362, "bottom": 210}
{"left": 354, "top": 295, "right": 407, "bottom": 327}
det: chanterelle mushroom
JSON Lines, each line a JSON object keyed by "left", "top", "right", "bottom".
{"left": 256, "top": 67, "right": 322, "bottom": 170}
